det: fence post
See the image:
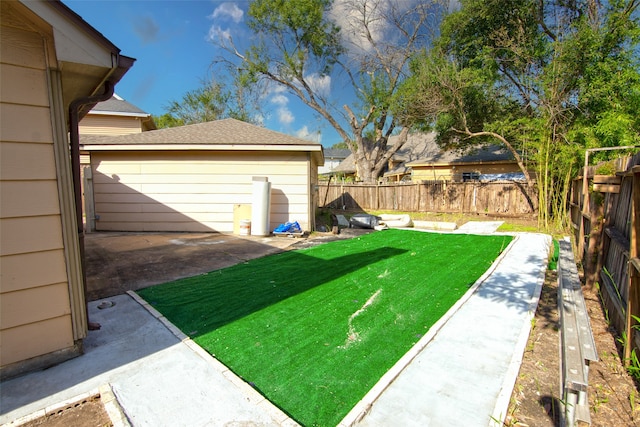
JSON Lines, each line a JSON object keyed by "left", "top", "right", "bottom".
{"left": 625, "top": 166, "right": 640, "bottom": 364}
{"left": 579, "top": 153, "right": 591, "bottom": 259}
{"left": 585, "top": 195, "right": 604, "bottom": 289}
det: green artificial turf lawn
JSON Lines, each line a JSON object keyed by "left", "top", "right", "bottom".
{"left": 137, "top": 229, "right": 513, "bottom": 426}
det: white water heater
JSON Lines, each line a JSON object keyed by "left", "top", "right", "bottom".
{"left": 251, "top": 176, "right": 271, "bottom": 236}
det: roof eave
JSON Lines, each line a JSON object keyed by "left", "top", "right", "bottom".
{"left": 88, "top": 110, "right": 151, "bottom": 118}
{"left": 83, "top": 144, "right": 324, "bottom": 152}
{"left": 407, "top": 159, "right": 517, "bottom": 167}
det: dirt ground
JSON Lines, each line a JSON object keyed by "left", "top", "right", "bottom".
{"left": 506, "top": 270, "right": 640, "bottom": 426}
{"left": 17, "top": 212, "right": 640, "bottom": 426}
{"left": 16, "top": 395, "right": 111, "bottom": 427}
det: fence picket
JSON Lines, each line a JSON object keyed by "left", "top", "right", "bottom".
{"left": 319, "top": 181, "right": 537, "bottom": 215}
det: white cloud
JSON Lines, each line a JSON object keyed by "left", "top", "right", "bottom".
{"left": 304, "top": 74, "right": 331, "bottom": 97}
{"left": 329, "top": 0, "right": 390, "bottom": 55}
{"left": 206, "top": 3, "right": 244, "bottom": 43}
{"left": 270, "top": 94, "right": 289, "bottom": 106}
{"left": 296, "top": 126, "right": 321, "bottom": 143}
{"left": 211, "top": 3, "right": 244, "bottom": 23}
{"left": 267, "top": 91, "right": 294, "bottom": 125}
{"left": 207, "top": 25, "right": 232, "bottom": 42}
{"left": 277, "top": 107, "right": 294, "bottom": 125}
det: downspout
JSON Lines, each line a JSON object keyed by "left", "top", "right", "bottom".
{"left": 68, "top": 80, "right": 114, "bottom": 329}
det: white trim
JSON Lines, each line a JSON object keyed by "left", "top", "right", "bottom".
{"left": 20, "top": 0, "right": 115, "bottom": 68}
{"left": 48, "top": 68, "right": 87, "bottom": 340}
{"left": 82, "top": 144, "right": 323, "bottom": 152}
{"left": 88, "top": 111, "right": 150, "bottom": 118}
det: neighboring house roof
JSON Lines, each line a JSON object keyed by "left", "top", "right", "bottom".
{"left": 384, "top": 132, "right": 440, "bottom": 177}
{"left": 88, "top": 94, "right": 157, "bottom": 130}
{"left": 324, "top": 148, "right": 351, "bottom": 160}
{"left": 90, "top": 94, "right": 149, "bottom": 116}
{"left": 81, "top": 118, "right": 324, "bottom": 164}
{"left": 333, "top": 132, "right": 439, "bottom": 175}
{"left": 333, "top": 132, "right": 517, "bottom": 177}
{"left": 406, "top": 144, "right": 516, "bottom": 166}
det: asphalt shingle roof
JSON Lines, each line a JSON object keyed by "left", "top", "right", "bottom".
{"left": 90, "top": 95, "right": 149, "bottom": 116}
{"left": 80, "top": 118, "right": 322, "bottom": 148}
{"left": 333, "top": 132, "right": 516, "bottom": 175}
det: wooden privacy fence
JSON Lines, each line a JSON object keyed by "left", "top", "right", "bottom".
{"left": 571, "top": 152, "right": 640, "bottom": 362}
{"left": 319, "top": 181, "right": 536, "bottom": 215}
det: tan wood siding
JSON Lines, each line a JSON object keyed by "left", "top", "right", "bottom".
{"left": 1, "top": 11, "right": 76, "bottom": 372}
{"left": 412, "top": 162, "right": 521, "bottom": 182}
{"left": 79, "top": 115, "right": 144, "bottom": 135}
{"left": 0, "top": 104, "right": 53, "bottom": 143}
{"left": 1, "top": 141, "right": 58, "bottom": 179}
{"left": 1, "top": 180, "right": 61, "bottom": 217}
{"left": 0, "top": 316, "right": 74, "bottom": 367}
{"left": 1, "top": 283, "right": 72, "bottom": 330}
{"left": 0, "top": 250, "right": 68, "bottom": 293}
{"left": 0, "top": 25, "right": 47, "bottom": 69}
{"left": 91, "top": 151, "right": 313, "bottom": 233}
{"left": 0, "top": 63, "right": 49, "bottom": 106}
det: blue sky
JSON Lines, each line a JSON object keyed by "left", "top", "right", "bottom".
{"left": 65, "top": 1, "right": 342, "bottom": 146}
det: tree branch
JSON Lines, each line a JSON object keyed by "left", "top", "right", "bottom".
{"left": 451, "top": 128, "right": 534, "bottom": 187}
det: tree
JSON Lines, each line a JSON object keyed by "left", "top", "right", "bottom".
{"left": 330, "top": 141, "right": 349, "bottom": 149}
{"left": 154, "top": 76, "right": 264, "bottom": 128}
{"left": 398, "top": 0, "right": 640, "bottom": 228}
{"left": 213, "top": 0, "right": 448, "bottom": 182}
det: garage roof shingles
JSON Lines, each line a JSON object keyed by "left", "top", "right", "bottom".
{"left": 81, "top": 118, "right": 318, "bottom": 147}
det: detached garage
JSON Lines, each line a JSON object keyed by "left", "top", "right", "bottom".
{"left": 82, "top": 118, "right": 324, "bottom": 234}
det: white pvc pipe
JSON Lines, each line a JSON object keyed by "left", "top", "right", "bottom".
{"left": 251, "top": 177, "right": 271, "bottom": 236}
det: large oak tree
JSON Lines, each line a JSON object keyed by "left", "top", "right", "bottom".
{"left": 213, "top": 0, "right": 448, "bottom": 182}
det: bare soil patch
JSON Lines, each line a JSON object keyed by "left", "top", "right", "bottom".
{"left": 506, "top": 269, "right": 640, "bottom": 426}
{"left": 17, "top": 395, "right": 111, "bottom": 427}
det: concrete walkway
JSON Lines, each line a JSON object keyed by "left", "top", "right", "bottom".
{"left": 349, "top": 232, "right": 551, "bottom": 426}
{"left": 1, "top": 230, "right": 550, "bottom": 427}
{"left": 0, "top": 294, "right": 294, "bottom": 427}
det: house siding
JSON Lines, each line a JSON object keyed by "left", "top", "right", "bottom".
{"left": 90, "top": 151, "right": 313, "bottom": 233}
{"left": 412, "top": 162, "right": 522, "bottom": 182}
{"left": 1, "top": 12, "right": 76, "bottom": 369}
{"left": 80, "top": 114, "right": 144, "bottom": 135}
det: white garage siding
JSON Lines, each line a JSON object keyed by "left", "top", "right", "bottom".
{"left": 91, "top": 151, "right": 313, "bottom": 233}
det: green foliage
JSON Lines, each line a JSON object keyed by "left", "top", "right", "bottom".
{"left": 330, "top": 141, "right": 348, "bottom": 149}
{"left": 242, "top": 0, "right": 342, "bottom": 82}
{"left": 595, "top": 161, "right": 617, "bottom": 175}
{"left": 152, "top": 113, "right": 184, "bottom": 129}
{"left": 154, "top": 77, "right": 263, "bottom": 128}
{"left": 400, "top": 0, "right": 640, "bottom": 229}
{"left": 618, "top": 314, "right": 640, "bottom": 383}
{"left": 548, "top": 240, "right": 559, "bottom": 271}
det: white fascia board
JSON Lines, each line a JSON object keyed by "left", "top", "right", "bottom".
{"left": 89, "top": 111, "right": 150, "bottom": 118}
{"left": 21, "top": 1, "right": 116, "bottom": 68}
{"left": 82, "top": 144, "right": 324, "bottom": 152}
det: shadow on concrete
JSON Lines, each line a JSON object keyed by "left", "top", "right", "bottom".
{"left": 0, "top": 236, "right": 404, "bottom": 420}
{"left": 84, "top": 232, "right": 296, "bottom": 301}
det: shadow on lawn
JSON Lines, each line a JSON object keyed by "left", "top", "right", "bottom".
{"left": 139, "top": 246, "right": 408, "bottom": 337}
